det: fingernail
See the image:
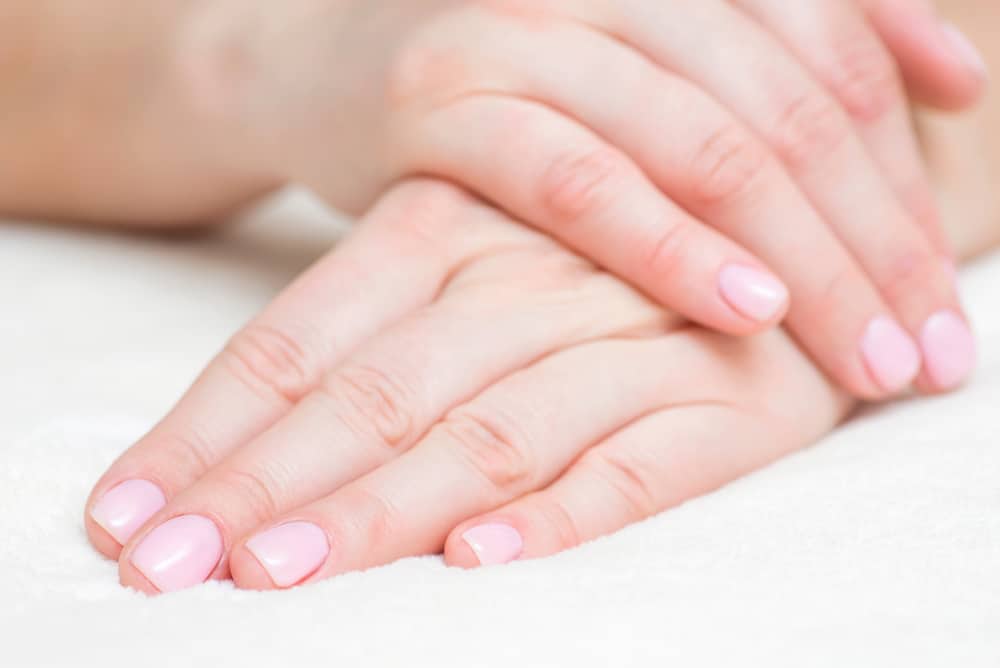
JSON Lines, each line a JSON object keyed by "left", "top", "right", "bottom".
{"left": 130, "top": 515, "right": 223, "bottom": 593}
{"left": 461, "top": 523, "right": 523, "bottom": 566}
{"left": 245, "top": 521, "right": 330, "bottom": 588}
{"left": 90, "top": 480, "right": 167, "bottom": 545}
{"left": 941, "top": 23, "right": 989, "bottom": 81}
{"left": 718, "top": 265, "right": 789, "bottom": 323}
{"left": 860, "top": 317, "right": 922, "bottom": 393}
{"left": 920, "top": 310, "right": 977, "bottom": 390}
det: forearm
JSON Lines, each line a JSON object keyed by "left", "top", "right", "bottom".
{"left": 0, "top": 1, "right": 274, "bottom": 225}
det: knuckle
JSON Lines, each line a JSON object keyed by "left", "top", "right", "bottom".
{"left": 381, "top": 180, "right": 470, "bottom": 246}
{"left": 581, "top": 448, "right": 659, "bottom": 519}
{"left": 386, "top": 37, "right": 471, "bottom": 107}
{"left": 642, "top": 221, "right": 696, "bottom": 285}
{"left": 538, "top": 146, "right": 624, "bottom": 225}
{"left": 812, "top": 265, "right": 859, "bottom": 319}
{"left": 222, "top": 324, "right": 315, "bottom": 405}
{"left": 340, "top": 485, "right": 402, "bottom": 553}
{"left": 210, "top": 467, "right": 283, "bottom": 524}
{"left": 825, "top": 30, "right": 900, "bottom": 122}
{"left": 771, "top": 92, "right": 850, "bottom": 169}
{"left": 688, "top": 123, "right": 767, "bottom": 208}
{"left": 877, "top": 248, "right": 942, "bottom": 307}
{"left": 442, "top": 408, "right": 535, "bottom": 495}
{"left": 532, "top": 496, "right": 582, "bottom": 552}
{"left": 320, "top": 365, "right": 417, "bottom": 449}
{"left": 158, "top": 427, "right": 215, "bottom": 474}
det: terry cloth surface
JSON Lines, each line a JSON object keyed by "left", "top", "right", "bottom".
{"left": 2, "top": 190, "right": 998, "bottom": 667}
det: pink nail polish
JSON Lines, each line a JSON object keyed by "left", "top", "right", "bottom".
{"left": 920, "top": 310, "right": 977, "bottom": 390}
{"left": 941, "top": 23, "right": 989, "bottom": 81}
{"left": 90, "top": 480, "right": 166, "bottom": 545}
{"left": 718, "top": 265, "right": 789, "bottom": 323}
{"left": 245, "top": 521, "right": 330, "bottom": 588}
{"left": 860, "top": 316, "right": 922, "bottom": 393}
{"left": 130, "top": 515, "right": 223, "bottom": 593}
{"left": 461, "top": 523, "right": 523, "bottom": 566}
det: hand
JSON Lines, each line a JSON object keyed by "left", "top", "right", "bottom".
{"left": 85, "top": 180, "right": 850, "bottom": 593}
{"left": 171, "top": 0, "right": 983, "bottom": 397}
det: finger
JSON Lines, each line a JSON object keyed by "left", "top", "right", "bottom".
{"left": 228, "top": 333, "right": 778, "bottom": 590}
{"left": 864, "top": 0, "right": 988, "bottom": 110}
{"left": 412, "top": 18, "right": 923, "bottom": 398}
{"left": 395, "top": 95, "right": 791, "bottom": 337}
{"left": 115, "top": 240, "right": 674, "bottom": 593}
{"left": 444, "top": 400, "right": 829, "bottom": 567}
{"left": 85, "top": 181, "right": 479, "bottom": 557}
{"left": 735, "top": 0, "right": 951, "bottom": 255}
{"left": 444, "top": 329, "right": 850, "bottom": 568}
{"left": 567, "top": 0, "right": 975, "bottom": 392}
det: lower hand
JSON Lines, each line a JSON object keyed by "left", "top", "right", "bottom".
{"left": 85, "top": 180, "right": 849, "bottom": 593}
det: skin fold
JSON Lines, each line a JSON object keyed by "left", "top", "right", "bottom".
{"left": 88, "top": 179, "right": 851, "bottom": 593}
{"left": 0, "top": 0, "right": 990, "bottom": 398}
{"left": 87, "top": 81, "right": 1000, "bottom": 592}
{"left": 0, "top": 0, "right": 995, "bottom": 592}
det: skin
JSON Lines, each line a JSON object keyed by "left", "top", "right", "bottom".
{"left": 88, "top": 178, "right": 851, "bottom": 592}
{"left": 88, "top": 74, "right": 1000, "bottom": 592}
{"left": 0, "top": 0, "right": 994, "bottom": 591}
{"left": 0, "top": 0, "right": 989, "bottom": 398}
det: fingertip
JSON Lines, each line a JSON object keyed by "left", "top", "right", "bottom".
{"left": 446, "top": 520, "right": 525, "bottom": 569}
{"left": 915, "top": 309, "right": 978, "bottom": 393}
{"left": 86, "top": 478, "right": 168, "bottom": 557}
{"left": 117, "top": 556, "right": 163, "bottom": 596}
{"left": 84, "top": 514, "right": 125, "bottom": 561}
{"left": 443, "top": 527, "right": 485, "bottom": 569}
{"left": 860, "top": 316, "right": 922, "bottom": 397}
{"left": 870, "top": 1, "right": 987, "bottom": 111}
{"left": 230, "top": 543, "right": 280, "bottom": 591}
{"left": 717, "top": 264, "right": 790, "bottom": 331}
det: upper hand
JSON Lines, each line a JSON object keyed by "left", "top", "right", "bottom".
{"left": 177, "top": 0, "right": 983, "bottom": 397}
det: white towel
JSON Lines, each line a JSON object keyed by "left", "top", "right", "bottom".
{"left": 2, "top": 190, "right": 998, "bottom": 667}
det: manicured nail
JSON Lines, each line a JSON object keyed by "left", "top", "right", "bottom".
{"left": 130, "top": 515, "right": 223, "bottom": 593}
{"left": 941, "top": 23, "right": 989, "bottom": 81}
{"left": 245, "top": 521, "right": 330, "bottom": 588}
{"left": 461, "top": 523, "right": 523, "bottom": 566}
{"left": 920, "top": 310, "right": 977, "bottom": 390}
{"left": 90, "top": 480, "right": 166, "bottom": 545}
{"left": 860, "top": 316, "right": 922, "bottom": 393}
{"left": 718, "top": 265, "right": 789, "bottom": 323}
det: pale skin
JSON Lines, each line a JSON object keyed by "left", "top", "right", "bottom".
{"left": 0, "top": 0, "right": 996, "bottom": 592}
{"left": 89, "top": 99, "right": 1000, "bottom": 591}
{"left": 0, "top": 0, "right": 991, "bottom": 397}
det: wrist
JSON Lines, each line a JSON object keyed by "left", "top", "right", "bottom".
{"left": 169, "top": 0, "right": 363, "bottom": 188}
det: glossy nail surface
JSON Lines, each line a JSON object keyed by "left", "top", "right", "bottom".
{"left": 718, "top": 265, "right": 789, "bottom": 323}
{"left": 921, "top": 311, "right": 977, "bottom": 390}
{"left": 246, "top": 522, "right": 330, "bottom": 588}
{"left": 130, "top": 515, "right": 223, "bottom": 593}
{"left": 942, "top": 23, "right": 989, "bottom": 80}
{"left": 462, "top": 523, "right": 524, "bottom": 566}
{"left": 861, "top": 317, "right": 921, "bottom": 393}
{"left": 90, "top": 480, "right": 166, "bottom": 545}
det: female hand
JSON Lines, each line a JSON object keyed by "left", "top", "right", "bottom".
{"left": 170, "top": 0, "right": 984, "bottom": 397}
{"left": 85, "top": 180, "right": 850, "bottom": 593}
